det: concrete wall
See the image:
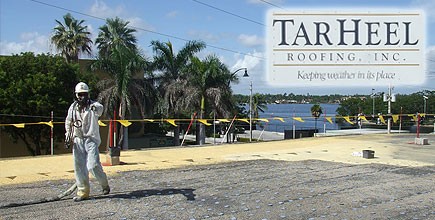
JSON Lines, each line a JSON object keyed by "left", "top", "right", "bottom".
{"left": 0, "top": 126, "right": 109, "bottom": 158}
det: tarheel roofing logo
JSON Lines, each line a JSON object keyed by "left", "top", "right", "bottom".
{"left": 266, "top": 10, "right": 426, "bottom": 87}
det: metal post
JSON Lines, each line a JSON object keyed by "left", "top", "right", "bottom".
{"left": 249, "top": 80, "right": 252, "bottom": 142}
{"left": 424, "top": 96, "right": 427, "bottom": 114}
{"left": 213, "top": 112, "right": 216, "bottom": 145}
{"left": 372, "top": 88, "right": 375, "bottom": 118}
{"left": 50, "top": 111, "right": 54, "bottom": 155}
{"left": 292, "top": 107, "right": 295, "bottom": 139}
{"left": 232, "top": 67, "right": 250, "bottom": 141}
{"left": 417, "top": 113, "right": 420, "bottom": 138}
{"left": 424, "top": 98, "right": 426, "bottom": 114}
{"left": 387, "top": 85, "right": 392, "bottom": 134}
{"left": 399, "top": 107, "right": 403, "bottom": 133}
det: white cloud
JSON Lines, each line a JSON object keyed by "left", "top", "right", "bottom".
{"left": 188, "top": 30, "right": 221, "bottom": 43}
{"left": 127, "top": 17, "right": 155, "bottom": 33}
{"left": 238, "top": 34, "right": 263, "bottom": 47}
{"left": 166, "top": 10, "right": 179, "bottom": 18}
{"left": 88, "top": 1, "right": 154, "bottom": 37}
{"left": 0, "top": 32, "right": 50, "bottom": 55}
{"left": 229, "top": 50, "right": 267, "bottom": 94}
{"left": 231, "top": 51, "right": 263, "bottom": 76}
{"left": 89, "top": 0, "right": 125, "bottom": 18}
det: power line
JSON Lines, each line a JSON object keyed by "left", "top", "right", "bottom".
{"left": 29, "top": 0, "right": 105, "bottom": 21}
{"left": 191, "top": 0, "right": 265, "bottom": 26}
{"left": 258, "top": 0, "right": 284, "bottom": 9}
{"left": 28, "top": 0, "right": 264, "bottom": 60}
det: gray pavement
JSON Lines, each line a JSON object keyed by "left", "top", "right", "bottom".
{"left": 0, "top": 159, "right": 433, "bottom": 220}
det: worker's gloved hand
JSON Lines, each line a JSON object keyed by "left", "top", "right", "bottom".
{"left": 90, "top": 105, "right": 96, "bottom": 111}
{"left": 65, "top": 136, "right": 72, "bottom": 149}
{"left": 89, "top": 102, "right": 103, "bottom": 116}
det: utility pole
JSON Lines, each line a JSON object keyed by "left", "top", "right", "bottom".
{"left": 249, "top": 80, "right": 253, "bottom": 142}
{"left": 372, "top": 88, "right": 375, "bottom": 118}
{"left": 51, "top": 111, "right": 54, "bottom": 155}
{"left": 383, "top": 85, "right": 395, "bottom": 134}
{"left": 388, "top": 86, "right": 391, "bottom": 134}
{"left": 423, "top": 95, "right": 428, "bottom": 114}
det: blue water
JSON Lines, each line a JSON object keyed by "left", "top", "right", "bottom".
{"left": 257, "top": 103, "right": 340, "bottom": 132}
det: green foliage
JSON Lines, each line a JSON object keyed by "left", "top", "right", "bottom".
{"left": 251, "top": 93, "right": 268, "bottom": 118}
{"left": 233, "top": 93, "right": 345, "bottom": 104}
{"left": 96, "top": 17, "right": 138, "bottom": 58}
{"left": 93, "top": 17, "right": 152, "bottom": 149}
{"left": 151, "top": 40, "right": 206, "bottom": 146}
{"left": 310, "top": 104, "right": 323, "bottom": 118}
{"left": 336, "top": 98, "right": 367, "bottom": 116}
{"left": 0, "top": 53, "right": 80, "bottom": 155}
{"left": 184, "top": 55, "right": 235, "bottom": 118}
{"left": 51, "top": 13, "right": 92, "bottom": 63}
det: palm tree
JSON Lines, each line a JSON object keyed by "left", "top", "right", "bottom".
{"left": 151, "top": 40, "right": 206, "bottom": 146}
{"left": 311, "top": 104, "right": 323, "bottom": 134}
{"left": 251, "top": 93, "right": 268, "bottom": 129}
{"left": 93, "top": 18, "right": 153, "bottom": 149}
{"left": 51, "top": 13, "right": 92, "bottom": 63}
{"left": 251, "top": 93, "right": 268, "bottom": 119}
{"left": 95, "top": 17, "right": 137, "bottom": 58}
{"left": 184, "top": 55, "right": 236, "bottom": 145}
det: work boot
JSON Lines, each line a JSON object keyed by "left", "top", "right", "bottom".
{"left": 74, "top": 188, "right": 89, "bottom": 202}
{"left": 102, "top": 186, "right": 110, "bottom": 195}
{"left": 73, "top": 196, "right": 89, "bottom": 202}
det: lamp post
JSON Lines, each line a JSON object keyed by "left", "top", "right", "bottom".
{"left": 423, "top": 95, "right": 428, "bottom": 114}
{"left": 232, "top": 68, "right": 251, "bottom": 142}
{"left": 248, "top": 80, "right": 252, "bottom": 142}
{"left": 371, "top": 88, "right": 375, "bottom": 118}
{"left": 383, "top": 85, "right": 395, "bottom": 134}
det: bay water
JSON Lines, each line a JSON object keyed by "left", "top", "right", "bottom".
{"left": 257, "top": 103, "right": 340, "bottom": 133}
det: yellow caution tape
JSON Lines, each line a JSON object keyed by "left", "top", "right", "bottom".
{"left": 98, "top": 120, "right": 107, "bottom": 126}
{"left": 359, "top": 116, "right": 369, "bottom": 122}
{"left": 237, "top": 119, "right": 249, "bottom": 124}
{"left": 343, "top": 116, "right": 354, "bottom": 125}
{"left": 218, "top": 119, "right": 230, "bottom": 123}
{"left": 165, "top": 119, "right": 177, "bottom": 127}
{"left": 257, "top": 118, "right": 269, "bottom": 123}
{"left": 392, "top": 115, "right": 399, "bottom": 123}
{"left": 293, "top": 117, "right": 304, "bottom": 122}
{"left": 197, "top": 119, "right": 212, "bottom": 126}
{"left": 379, "top": 115, "right": 386, "bottom": 124}
{"left": 13, "top": 123, "right": 25, "bottom": 128}
{"left": 117, "top": 120, "right": 132, "bottom": 127}
{"left": 273, "top": 117, "right": 285, "bottom": 122}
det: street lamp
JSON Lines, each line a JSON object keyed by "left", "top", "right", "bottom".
{"left": 423, "top": 95, "right": 428, "bottom": 114}
{"left": 383, "top": 85, "right": 395, "bottom": 134}
{"left": 232, "top": 68, "right": 252, "bottom": 142}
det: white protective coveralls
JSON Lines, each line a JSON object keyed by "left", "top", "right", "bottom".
{"left": 65, "top": 100, "right": 109, "bottom": 200}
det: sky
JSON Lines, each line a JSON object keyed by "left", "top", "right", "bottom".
{"left": 1, "top": 0, "right": 435, "bottom": 96}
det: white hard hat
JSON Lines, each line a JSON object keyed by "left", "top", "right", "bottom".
{"left": 75, "top": 82, "right": 89, "bottom": 93}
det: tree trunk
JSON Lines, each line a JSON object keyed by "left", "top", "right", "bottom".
{"left": 173, "top": 126, "right": 180, "bottom": 146}
{"left": 122, "top": 127, "right": 128, "bottom": 150}
{"left": 196, "top": 120, "right": 205, "bottom": 145}
{"left": 18, "top": 132, "right": 36, "bottom": 156}
{"left": 196, "top": 96, "right": 206, "bottom": 145}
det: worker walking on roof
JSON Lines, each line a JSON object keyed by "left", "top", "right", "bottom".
{"left": 65, "top": 82, "right": 110, "bottom": 202}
